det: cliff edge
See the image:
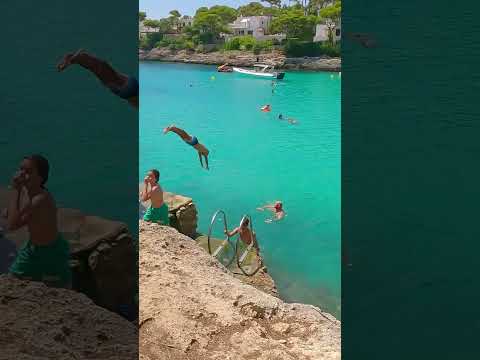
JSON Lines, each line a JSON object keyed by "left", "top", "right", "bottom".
{"left": 139, "top": 222, "right": 340, "bottom": 360}
{"left": 0, "top": 275, "right": 138, "bottom": 360}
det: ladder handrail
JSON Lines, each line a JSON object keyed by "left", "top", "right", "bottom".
{"left": 207, "top": 210, "right": 229, "bottom": 255}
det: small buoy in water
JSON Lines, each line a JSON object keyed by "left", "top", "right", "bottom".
{"left": 330, "top": 74, "right": 334, "bottom": 79}
{"left": 211, "top": 76, "right": 216, "bottom": 80}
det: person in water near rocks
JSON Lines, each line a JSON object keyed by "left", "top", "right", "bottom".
{"left": 163, "top": 125, "right": 210, "bottom": 170}
{"left": 6, "top": 155, "right": 71, "bottom": 288}
{"left": 57, "top": 49, "right": 138, "bottom": 108}
{"left": 140, "top": 169, "right": 169, "bottom": 225}
{"left": 257, "top": 201, "right": 285, "bottom": 222}
{"left": 225, "top": 217, "right": 259, "bottom": 255}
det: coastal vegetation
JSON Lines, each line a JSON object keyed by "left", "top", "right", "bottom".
{"left": 139, "top": 1, "right": 341, "bottom": 57}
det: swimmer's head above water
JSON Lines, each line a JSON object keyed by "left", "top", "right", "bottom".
{"left": 274, "top": 201, "right": 283, "bottom": 212}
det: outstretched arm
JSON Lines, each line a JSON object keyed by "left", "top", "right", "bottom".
{"left": 163, "top": 125, "right": 191, "bottom": 141}
{"left": 57, "top": 50, "right": 127, "bottom": 89}
{"left": 224, "top": 227, "right": 239, "bottom": 237}
{"left": 257, "top": 204, "right": 274, "bottom": 211}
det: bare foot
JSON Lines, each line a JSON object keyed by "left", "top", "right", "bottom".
{"left": 57, "top": 49, "right": 85, "bottom": 71}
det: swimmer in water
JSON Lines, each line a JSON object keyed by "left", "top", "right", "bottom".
{"left": 261, "top": 104, "right": 271, "bottom": 112}
{"left": 163, "top": 125, "right": 210, "bottom": 170}
{"left": 57, "top": 49, "right": 138, "bottom": 108}
{"left": 224, "top": 217, "right": 259, "bottom": 255}
{"left": 257, "top": 201, "right": 285, "bottom": 222}
{"left": 278, "top": 114, "right": 298, "bottom": 124}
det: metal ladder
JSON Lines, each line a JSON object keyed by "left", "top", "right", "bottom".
{"left": 207, "top": 211, "right": 263, "bottom": 276}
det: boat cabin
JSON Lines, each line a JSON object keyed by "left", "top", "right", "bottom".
{"left": 253, "top": 64, "right": 274, "bottom": 73}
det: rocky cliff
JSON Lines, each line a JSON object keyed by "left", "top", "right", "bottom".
{"left": 139, "top": 222, "right": 340, "bottom": 360}
{"left": 139, "top": 48, "right": 341, "bottom": 72}
{"left": 0, "top": 186, "right": 137, "bottom": 316}
{"left": 0, "top": 275, "right": 138, "bottom": 360}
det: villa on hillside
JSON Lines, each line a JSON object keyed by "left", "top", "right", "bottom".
{"left": 139, "top": 21, "right": 159, "bottom": 38}
{"left": 178, "top": 16, "right": 193, "bottom": 31}
{"left": 313, "top": 22, "right": 341, "bottom": 43}
{"left": 225, "top": 16, "right": 285, "bottom": 42}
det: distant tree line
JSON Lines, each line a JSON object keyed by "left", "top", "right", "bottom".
{"left": 139, "top": 1, "right": 341, "bottom": 56}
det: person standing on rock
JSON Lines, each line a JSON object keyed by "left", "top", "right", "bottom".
{"left": 6, "top": 155, "right": 72, "bottom": 288}
{"left": 57, "top": 49, "right": 138, "bottom": 108}
{"left": 141, "top": 169, "right": 170, "bottom": 225}
{"left": 163, "top": 125, "right": 210, "bottom": 170}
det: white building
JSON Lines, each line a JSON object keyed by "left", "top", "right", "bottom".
{"left": 313, "top": 22, "right": 341, "bottom": 43}
{"left": 179, "top": 16, "right": 193, "bottom": 29}
{"left": 139, "top": 21, "right": 159, "bottom": 38}
{"left": 227, "top": 16, "right": 285, "bottom": 41}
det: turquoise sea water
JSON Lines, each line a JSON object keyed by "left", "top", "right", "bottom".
{"left": 140, "top": 62, "right": 341, "bottom": 317}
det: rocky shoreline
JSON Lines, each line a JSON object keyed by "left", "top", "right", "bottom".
{"left": 140, "top": 222, "right": 340, "bottom": 359}
{"left": 139, "top": 48, "right": 341, "bottom": 72}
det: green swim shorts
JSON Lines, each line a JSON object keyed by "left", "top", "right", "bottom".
{"left": 143, "top": 203, "right": 170, "bottom": 225}
{"left": 9, "top": 234, "right": 72, "bottom": 288}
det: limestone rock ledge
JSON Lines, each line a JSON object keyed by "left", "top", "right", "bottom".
{"left": 139, "top": 222, "right": 340, "bottom": 360}
{"left": 140, "top": 48, "right": 341, "bottom": 72}
{"left": 0, "top": 275, "right": 137, "bottom": 360}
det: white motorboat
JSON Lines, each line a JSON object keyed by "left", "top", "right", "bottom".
{"left": 233, "top": 63, "right": 285, "bottom": 79}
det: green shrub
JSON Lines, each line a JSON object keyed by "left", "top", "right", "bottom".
{"left": 224, "top": 37, "right": 241, "bottom": 50}
{"left": 285, "top": 40, "right": 340, "bottom": 57}
{"left": 224, "top": 36, "right": 272, "bottom": 53}
{"left": 140, "top": 33, "right": 164, "bottom": 50}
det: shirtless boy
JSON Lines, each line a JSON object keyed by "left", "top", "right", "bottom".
{"left": 225, "top": 217, "right": 259, "bottom": 255}
{"left": 140, "top": 169, "right": 169, "bottom": 225}
{"left": 6, "top": 155, "right": 71, "bottom": 288}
